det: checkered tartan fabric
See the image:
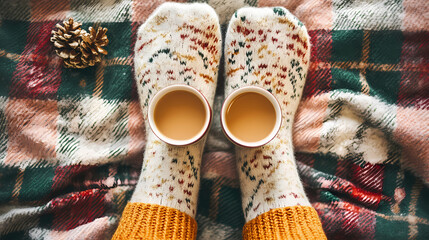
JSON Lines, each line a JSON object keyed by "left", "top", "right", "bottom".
{"left": 0, "top": 0, "right": 428, "bottom": 239}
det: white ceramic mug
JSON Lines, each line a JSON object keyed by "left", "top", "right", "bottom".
{"left": 148, "top": 85, "right": 212, "bottom": 146}
{"left": 221, "top": 86, "right": 282, "bottom": 148}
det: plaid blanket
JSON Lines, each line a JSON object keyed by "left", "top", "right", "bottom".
{"left": 0, "top": 0, "right": 428, "bottom": 239}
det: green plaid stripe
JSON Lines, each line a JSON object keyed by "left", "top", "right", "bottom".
{"left": 0, "top": 166, "right": 19, "bottom": 203}
{"left": 58, "top": 67, "right": 97, "bottom": 99}
{"left": 0, "top": 20, "right": 28, "bottom": 97}
{"left": 198, "top": 178, "right": 245, "bottom": 229}
{"left": 331, "top": 30, "right": 403, "bottom": 104}
{"left": 0, "top": 20, "right": 28, "bottom": 54}
{"left": 376, "top": 171, "right": 429, "bottom": 240}
{"left": 20, "top": 167, "right": 56, "bottom": 201}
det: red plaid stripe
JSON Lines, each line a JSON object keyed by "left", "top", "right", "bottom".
{"left": 10, "top": 22, "right": 62, "bottom": 100}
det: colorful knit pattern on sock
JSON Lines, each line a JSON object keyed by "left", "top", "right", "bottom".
{"left": 132, "top": 2, "right": 221, "bottom": 217}
{"left": 225, "top": 7, "right": 311, "bottom": 222}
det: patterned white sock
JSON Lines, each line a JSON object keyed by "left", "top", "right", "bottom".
{"left": 132, "top": 2, "right": 221, "bottom": 217}
{"left": 224, "top": 7, "right": 311, "bottom": 222}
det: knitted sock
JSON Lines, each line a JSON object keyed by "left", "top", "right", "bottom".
{"left": 225, "top": 7, "right": 311, "bottom": 222}
{"left": 131, "top": 2, "right": 221, "bottom": 217}
{"left": 113, "top": 3, "right": 221, "bottom": 239}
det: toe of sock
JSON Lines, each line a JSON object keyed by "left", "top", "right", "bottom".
{"left": 234, "top": 7, "right": 279, "bottom": 21}
{"left": 229, "top": 7, "right": 307, "bottom": 33}
{"left": 135, "top": 2, "right": 221, "bottom": 63}
{"left": 142, "top": 2, "right": 219, "bottom": 29}
{"left": 226, "top": 6, "right": 310, "bottom": 61}
{"left": 136, "top": 3, "right": 220, "bottom": 50}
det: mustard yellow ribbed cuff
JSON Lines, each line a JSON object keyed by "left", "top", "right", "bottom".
{"left": 112, "top": 202, "right": 197, "bottom": 240}
{"left": 242, "top": 206, "right": 327, "bottom": 240}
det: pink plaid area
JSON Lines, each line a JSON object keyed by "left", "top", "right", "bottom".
{"left": 395, "top": 31, "right": 429, "bottom": 184}
{"left": 4, "top": 99, "right": 58, "bottom": 165}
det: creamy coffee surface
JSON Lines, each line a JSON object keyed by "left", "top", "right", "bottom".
{"left": 154, "top": 90, "right": 206, "bottom": 141}
{"left": 225, "top": 92, "right": 276, "bottom": 143}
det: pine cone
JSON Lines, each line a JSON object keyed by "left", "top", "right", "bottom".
{"left": 80, "top": 27, "right": 109, "bottom": 67}
{"left": 50, "top": 18, "right": 84, "bottom": 68}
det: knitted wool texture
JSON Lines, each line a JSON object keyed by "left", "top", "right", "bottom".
{"left": 112, "top": 203, "right": 197, "bottom": 239}
{"left": 242, "top": 206, "right": 327, "bottom": 240}
{"left": 131, "top": 2, "right": 221, "bottom": 217}
{"left": 224, "top": 7, "right": 312, "bottom": 222}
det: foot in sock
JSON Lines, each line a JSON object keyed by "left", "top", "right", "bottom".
{"left": 113, "top": 3, "right": 221, "bottom": 239}
{"left": 132, "top": 2, "right": 221, "bottom": 217}
{"left": 225, "top": 7, "right": 311, "bottom": 222}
